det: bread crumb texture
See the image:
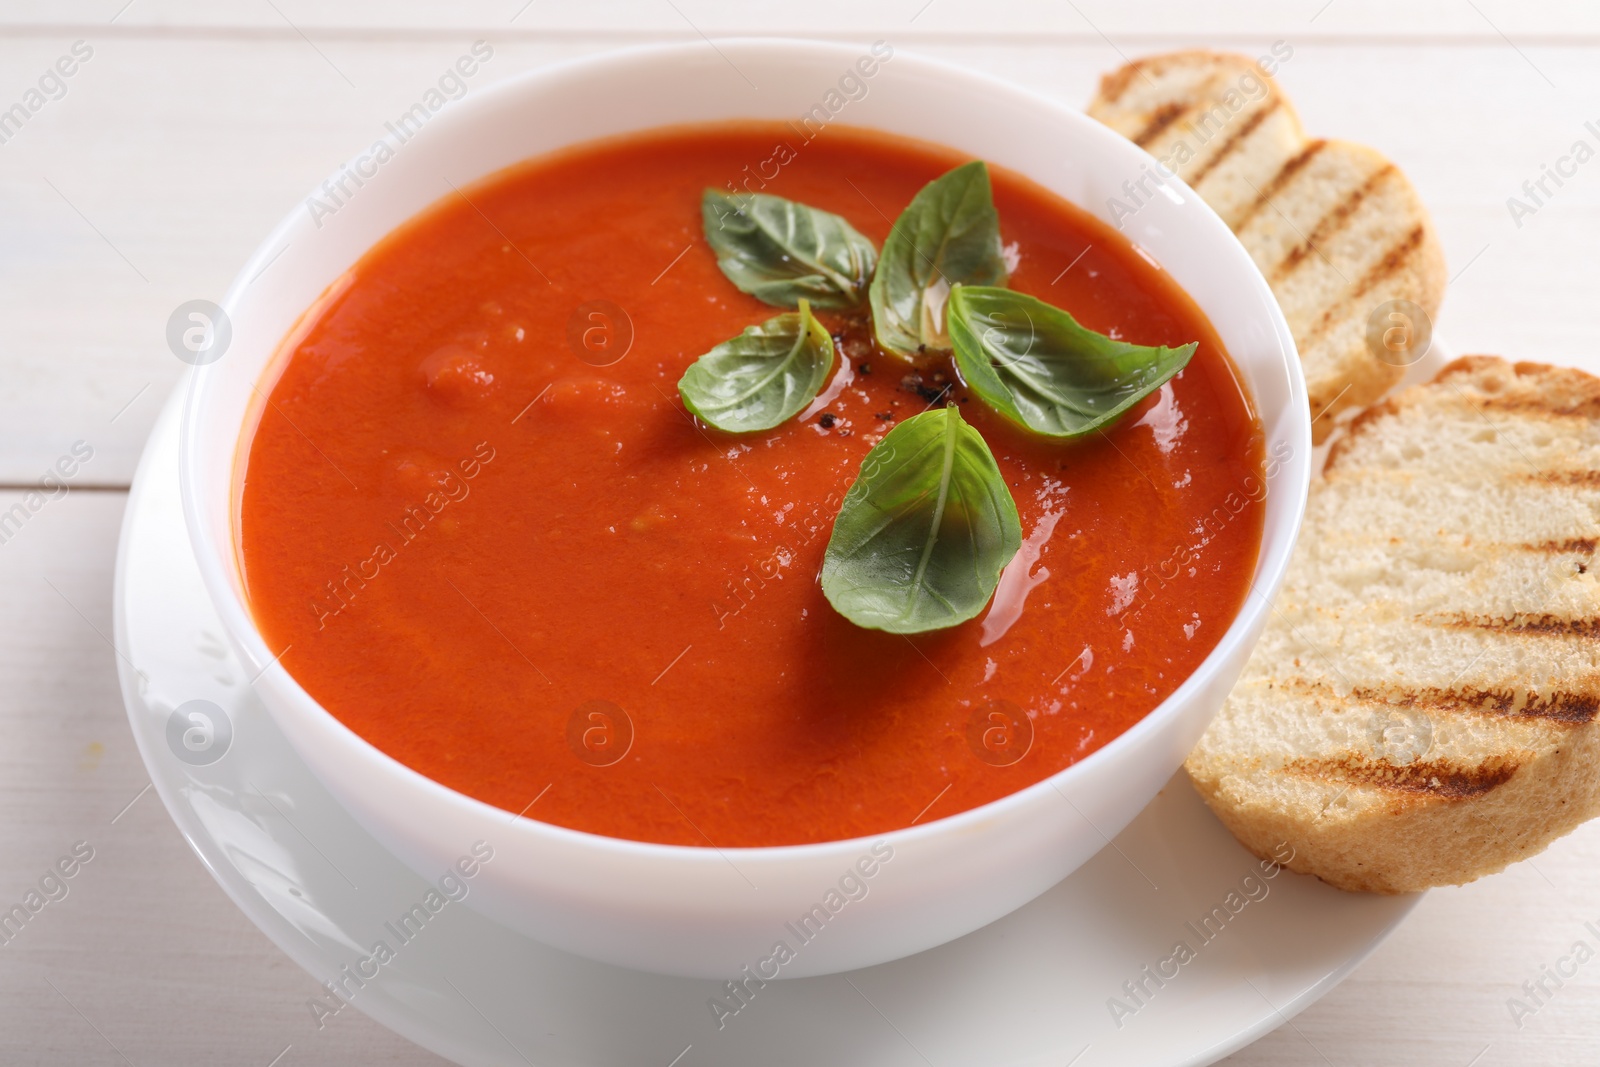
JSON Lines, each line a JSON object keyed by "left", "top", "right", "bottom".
{"left": 1187, "top": 357, "right": 1600, "bottom": 892}
{"left": 1088, "top": 50, "right": 1447, "bottom": 443}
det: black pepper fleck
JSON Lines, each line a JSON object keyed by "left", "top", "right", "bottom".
{"left": 899, "top": 373, "right": 949, "bottom": 404}
{"left": 818, "top": 413, "right": 837, "bottom": 429}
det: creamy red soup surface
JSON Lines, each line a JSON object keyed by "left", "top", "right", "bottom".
{"left": 238, "top": 121, "right": 1267, "bottom": 847}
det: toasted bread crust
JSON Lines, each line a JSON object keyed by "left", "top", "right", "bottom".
{"left": 1187, "top": 355, "right": 1600, "bottom": 893}
{"left": 1088, "top": 51, "right": 1447, "bottom": 443}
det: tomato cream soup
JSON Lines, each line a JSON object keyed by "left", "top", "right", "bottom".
{"left": 238, "top": 122, "right": 1266, "bottom": 847}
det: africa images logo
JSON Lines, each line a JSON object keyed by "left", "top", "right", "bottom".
{"left": 307, "top": 841, "right": 495, "bottom": 1029}
{"left": 708, "top": 841, "right": 894, "bottom": 1030}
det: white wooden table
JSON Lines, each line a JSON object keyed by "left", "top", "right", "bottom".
{"left": 4, "top": 2, "right": 1599, "bottom": 1063}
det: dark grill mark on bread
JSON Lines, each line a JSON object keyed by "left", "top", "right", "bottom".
{"left": 1532, "top": 471, "right": 1600, "bottom": 487}
{"left": 1299, "top": 225, "right": 1426, "bottom": 349}
{"left": 1285, "top": 753, "right": 1520, "bottom": 799}
{"left": 1233, "top": 139, "right": 1326, "bottom": 230}
{"left": 1187, "top": 98, "right": 1280, "bottom": 186}
{"left": 1526, "top": 537, "right": 1599, "bottom": 554}
{"left": 1349, "top": 224, "right": 1427, "bottom": 303}
{"left": 1280, "top": 676, "right": 1600, "bottom": 725}
{"left": 1388, "top": 684, "right": 1600, "bottom": 725}
{"left": 1435, "top": 612, "right": 1600, "bottom": 638}
{"left": 1132, "top": 102, "right": 1189, "bottom": 148}
{"left": 1271, "top": 164, "right": 1397, "bottom": 282}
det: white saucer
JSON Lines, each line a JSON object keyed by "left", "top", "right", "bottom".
{"left": 115, "top": 385, "right": 1417, "bottom": 1067}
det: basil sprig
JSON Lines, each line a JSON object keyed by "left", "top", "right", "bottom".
{"left": 868, "top": 161, "right": 1009, "bottom": 361}
{"left": 702, "top": 189, "right": 878, "bottom": 309}
{"left": 678, "top": 299, "right": 836, "bottom": 433}
{"left": 947, "top": 286, "right": 1197, "bottom": 439}
{"left": 683, "top": 165, "right": 1200, "bottom": 636}
{"left": 821, "top": 405, "right": 1021, "bottom": 634}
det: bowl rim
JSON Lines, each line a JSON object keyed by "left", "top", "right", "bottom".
{"left": 179, "top": 35, "right": 1310, "bottom": 867}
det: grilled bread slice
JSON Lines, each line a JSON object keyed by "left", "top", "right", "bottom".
{"left": 1088, "top": 51, "right": 1448, "bottom": 443}
{"left": 1187, "top": 357, "right": 1600, "bottom": 893}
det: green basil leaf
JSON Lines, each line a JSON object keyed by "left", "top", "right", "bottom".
{"left": 702, "top": 189, "right": 878, "bottom": 309}
{"left": 948, "top": 286, "right": 1197, "bottom": 439}
{"left": 868, "top": 161, "right": 1009, "bottom": 360}
{"left": 821, "top": 405, "right": 1022, "bottom": 634}
{"left": 678, "top": 299, "right": 836, "bottom": 433}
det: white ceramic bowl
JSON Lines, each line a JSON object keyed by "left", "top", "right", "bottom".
{"left": 180, "top": 38, "right": 1309, "bottom": 980}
